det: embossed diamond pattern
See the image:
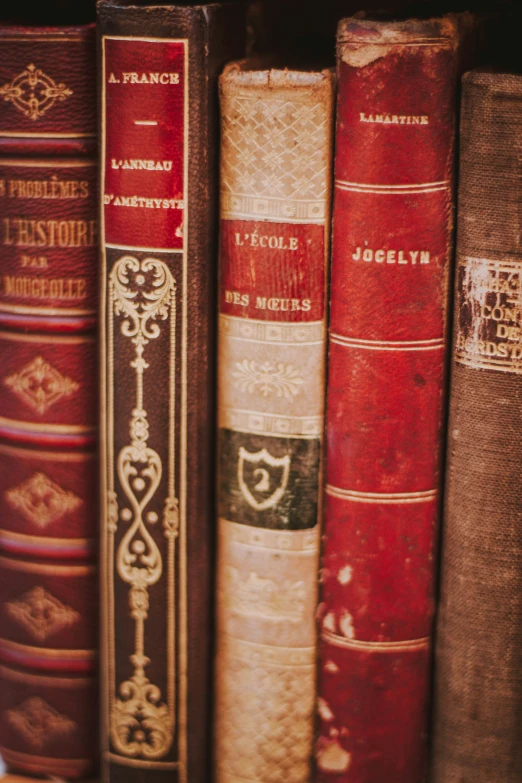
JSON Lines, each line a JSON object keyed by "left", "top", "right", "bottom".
{"left": 6, "top": 697, "right": 76, "bottom": 749}
{"left": 3, "top": 356, "right": 79, "bottom": 414}
{"left": 216, "top": 655, "right": 313, "bottom": 783}
{"left": 5, "top": 472, "right": 82, "bottom": 527}
{"left": 222, "top": 97, "right": 329, "bottom": 201}
{"left": 5, "top": 586, "right": 80, "bottom": 641}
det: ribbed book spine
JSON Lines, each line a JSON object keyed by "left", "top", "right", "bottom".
{"left": 433, "top": 70, "right": 522, "bottom": 783}
{"left": 97, "top": 4, "right": 244, "bottom": 783}
{"left": 0, "top": 25, "right": 97, "bottom": 780}
{"left": 316, "top": 17, "right": 458, "bottom": 782}
{"left": 215, "top": 64, "right": 334, "bottom": 783}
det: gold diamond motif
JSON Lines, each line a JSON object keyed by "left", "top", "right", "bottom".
{"left": 5, "top": 472, "right": 82, "bottom": 528}
{"left": 3, "top": 356, "right": 79, "bottom": 414}
{"left": 0, "top": 63, "right": 72, "bottom": 120}
{"left": 6, "top": 697, "right": 77, "bottom": 749}
{"left": 5, "top": 586, "right": 80, "bottom": 641}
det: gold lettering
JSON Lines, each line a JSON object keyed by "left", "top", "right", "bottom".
{"left": 359, "top": 113, "right": 430, "bottom": 126}
{"left": 232, "top": 232, "right": 298, "bottom": 250}
{"left": 1, "top": 219, "right": 96, "bottom": 248}
{"left": 351, "top": 246, "right": 431, "bottom": 266}
{"left": 2, "top": 275, "right": 88, "bottom": 299}
{"left": 121, "top": 72, "right": 180, "bottom": 85}
{"left": 20, "top": 255, "right": 48, "bottom": 269}
{"left": 7, "top": 178, "right": 89, "bottom": 199}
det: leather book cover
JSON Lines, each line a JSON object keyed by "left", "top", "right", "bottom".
{"left": 215, "top": 63, "right": 334, "bottom": 783}
{"left": 97, "top": 4, "right": 245, "bottom": 783}
{"left": 316, "top": 17, "right": 458, "bottom": 783}
{"left": 432, "top": 70, "right": 522, "bottom": 783}
{"left": 0, "top": 24, "right": 98, "bottom": 780}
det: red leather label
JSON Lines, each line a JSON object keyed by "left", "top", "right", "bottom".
{"left": 102, "top": 37, "right": 185, "bottom": 249}
{"left": 0, "top": 161, "right": 97, "bottom": 318}
{"left": 220, "top": 220, "right": 326, "bottom": 321}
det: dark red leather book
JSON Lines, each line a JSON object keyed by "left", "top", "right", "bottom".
{"left": 97, "top": 3, "right": 245, "bottom": 783}
{"left": 0, "top": 24, "right": 98, "bottom": 780}
{"left": 316, "top": 17, "right": 458, "bottom": 783}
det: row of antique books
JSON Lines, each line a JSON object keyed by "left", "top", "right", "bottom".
{"left": 0, "top": 2, "right": 521, "bottom": 783}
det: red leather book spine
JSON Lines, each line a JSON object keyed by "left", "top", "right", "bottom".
{"left": 316, "top": 17, "right": 458, "bottom": 782}
{"left": 0, "top": 25, "right": 97, "bottom": 780}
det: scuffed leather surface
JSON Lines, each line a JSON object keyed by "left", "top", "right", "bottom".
{"left": 317, "top": 16, "right": 458, "bottom": 783}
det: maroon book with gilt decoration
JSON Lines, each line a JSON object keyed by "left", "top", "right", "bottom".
{"left": 316, "top": 16, "right": 458, "bottom": 783}
{"left": 0, "top": 24, "right": 98, "bottom": 780}
{"left": 97, "top": 3, "right": 245, "bottom": 783}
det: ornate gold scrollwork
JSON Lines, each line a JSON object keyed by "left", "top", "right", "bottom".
{"left": 0, "top": 63, "right": 72, "bottom": 120}
{"left": 108, "top": 255, "right": 178, "bottom": 758}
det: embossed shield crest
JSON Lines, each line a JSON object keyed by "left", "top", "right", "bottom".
{"left": 238, "top": 447, "right": 290, "bottom": 511}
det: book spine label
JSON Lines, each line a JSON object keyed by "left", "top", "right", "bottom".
{"left": 215, "top": 68, "right": 334, "bottom": 783}
{"left": 316, "top": 19, "right": 457, "bottom": 782}
{"left": 101, "top": 35, "right": 188, "bottom": 781}
{"left": 0, "top": 26, "right": 97, "bottom": 781}
{"left": 433, "top": 71, "right": 522, "bottom": 783}
{"left": 0, "top": 160, "right": 97, "bottom": 325}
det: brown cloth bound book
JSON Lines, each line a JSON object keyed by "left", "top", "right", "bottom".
{"left": 0, "top": 24, "right": 98, "bottom": 780}
{"left": 97, "top": 3, "right": 245, "bottom": 783}
{"left": 215, "top": 63, "right": 334, "bottom": 783}
{"left": 433, "top": 70, "right": 522, "bottom": 783}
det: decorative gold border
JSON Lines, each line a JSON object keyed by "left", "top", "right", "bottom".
{"left": 321, "top": 630, "right": 430, "bottom": 652}
{"left": 0, "top": 131, "right": 96, "bottom": 139}
{"left": 0, "top": 556, "right": 95, "bottom": 576}
{"left": 0, "top": 416, "right": 94, "bottom": 435}
{"left": 0, "top": 637, "right": 96, "bottom": 661}
{"left": 0, "top": 302, "right": 96, "bottom": 317}
{"left": 100, "top": 35, "right": 188, "bottom": 782}
{"left": 0, "top": 158, "right": 95, "bottom": 167}
{"left": 0, "top": 330, "right": 95, "bottom": 344}
{"left": 0, "top": 664, "right": 94, "bottom": 687}
{"left": 0, "top": 442, "right": 96, "bottom": 461}
{"left": 0, "top": 529, "right": 94, "bottom": 550}
{"left": 0, "top": 747, "right": 92, "bottom": 777}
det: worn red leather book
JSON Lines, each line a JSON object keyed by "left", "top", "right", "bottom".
{"left": 433, "top": 70, "right": 522, "bottom": 783}
{"left": 0, "top": 24, "right": 98, "bottom": 780}
{"left": 97, "top": 4, "right": 245, "bottom": 783}
{"left": 215, "top": 63, "right": 334, "bottom": 783}
{"left": 316, "top": 17, "right": 458, "bottom": 783}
